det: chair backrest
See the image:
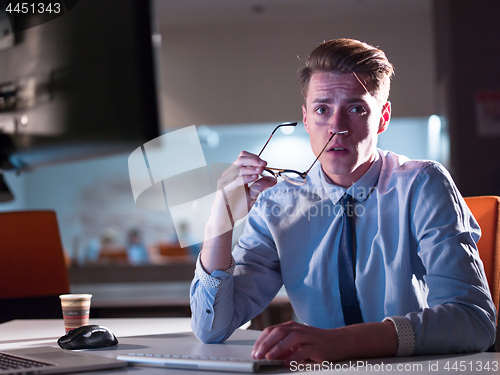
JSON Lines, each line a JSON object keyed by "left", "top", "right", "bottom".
{"left": 158, "top": 242, "right": 189, "bottom": 258}
{"left": 98, "top": 245, "right": 129, "bottom": 264}
{"left": 0, "top": 210, "right": 70, "bottom": 299}
{"left": 464, "top": 196, "right": 500, "bottom": 311}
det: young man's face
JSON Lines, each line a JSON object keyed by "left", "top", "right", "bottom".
{"left": 302, "top": 71, "right": 391, "bottom": 187}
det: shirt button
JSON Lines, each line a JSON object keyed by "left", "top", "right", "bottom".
{"left": 205, "top": 309, "right": 212, "bottom": 314}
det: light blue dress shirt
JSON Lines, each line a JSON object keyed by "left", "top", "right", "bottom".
{"left": 190, "top": 149, "right": 496, "bottom": 355}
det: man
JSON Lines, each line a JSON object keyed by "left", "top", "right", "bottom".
{"left": 190, "top": 39, "right": 496, "bottom": 364}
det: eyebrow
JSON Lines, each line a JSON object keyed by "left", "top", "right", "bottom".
{"left": 311, "top": 97, "right": 369, "bottom": 105}
{"left": 311, "top": 97, "right": 333, "bottom": 104}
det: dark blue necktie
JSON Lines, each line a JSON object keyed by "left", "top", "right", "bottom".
{"left": 338, "top": 194, "right": 364, "bottom": 325}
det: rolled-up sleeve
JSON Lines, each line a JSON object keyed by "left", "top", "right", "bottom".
{"left": 190, "top": 255, "right": 237, "bottom": 343}
{"left": 190, "top": 199, "right": 284, "bottom": 343}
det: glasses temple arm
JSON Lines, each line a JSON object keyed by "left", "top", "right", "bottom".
{"left": 258, "top": 134, "right": 274, "bottom": 157}
{"left": 304, "top": 132, "right": 336, "bottom": 175}
{"left": 257, "top": 122, "right": 298, "bottom": 157}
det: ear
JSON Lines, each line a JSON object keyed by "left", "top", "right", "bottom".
{"left": 377, "top": 101, "right": 391, "bottom": 135}
{"left": 302, "top": 105, "right": 309, "bottom": 134}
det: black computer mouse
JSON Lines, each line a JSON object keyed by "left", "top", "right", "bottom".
{"left": 57, "top": 325, "right": 119, "bottom": 350}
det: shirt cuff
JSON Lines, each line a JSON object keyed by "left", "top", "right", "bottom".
{"left": 383, "top": 316, "right": 415, "bottom": 356}
{"left": 196, "top": 254, "right": 236, "bottom": 288}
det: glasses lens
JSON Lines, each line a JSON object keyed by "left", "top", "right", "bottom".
{"left": 261, "top": 169, "right": 278, "bottom": 182}
{"left": 281, "top": 171, "right": 306, "bottom": 186}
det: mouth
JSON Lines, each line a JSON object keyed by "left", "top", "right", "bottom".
{"left": 328, "top": 146, "right": 349, "bottom": 152}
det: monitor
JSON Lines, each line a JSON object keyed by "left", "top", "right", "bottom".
{"left": 0, "top": 0, "right": 160, "bottom": 171}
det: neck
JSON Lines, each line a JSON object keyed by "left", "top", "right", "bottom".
{"left": 323, "top": 153, "right": 377, "bottom": 188}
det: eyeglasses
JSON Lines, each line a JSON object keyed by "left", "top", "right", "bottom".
{"left": 258, "top": 122, "right": 348, "bottom": 186}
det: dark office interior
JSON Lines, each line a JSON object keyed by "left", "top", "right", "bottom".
{"left": 0, "top": 0, "right": 499, "bottom": 325}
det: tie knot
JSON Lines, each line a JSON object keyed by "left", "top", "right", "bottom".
{"left": 341, "top": 194, "right": 355, "bottom": 218}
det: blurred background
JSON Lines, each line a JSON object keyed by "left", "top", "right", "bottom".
{"left": 0, "top": 0, "right": 498, "bottom": 322}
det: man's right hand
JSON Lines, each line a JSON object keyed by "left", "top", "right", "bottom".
{"left": 217, "top": 151, "right": 276, "bottom": 223}
{"left": 200, "top": 151, "right": 276, "bottom": 273}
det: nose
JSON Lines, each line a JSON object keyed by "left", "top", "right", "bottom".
{"left": 326, "top": 130, "right": 348, "bottom": 143}
{"left": 327, "top": 111, "right": 349, "bottom": 136}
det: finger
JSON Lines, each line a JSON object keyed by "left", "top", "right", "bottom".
{"left": 252, "top": 328, "right": 280, "bottom": 359}
{"left": 221, "top": 155, "right": 266, "bottom": 181}
{"left": 252, "top": 323, "right": 295, "bottom": 359}
{"left": 218, "top": 162, "right": 267, "bottom": 191}
{"left": 233, "top": 151, "right": 268, "bottom": 168}
{"left": 270, "top": 348, "right": 295, "bottom": 362}
{"left": 218, "top": 168, "right": 260, "bottom": 192}
{"left": 221, "top": 167, "right": 275, "bottom": 198}
{"left": 218, "top": 164, "right": 242, "bottom": 187}
{"left": 252, "top": 321, "right": 296, "bottom": 351}
{"left": 249, "top": 176, "right": 276, "bottom": 196}
{"left": 282, "top": 344, "right": 315, "bottom": 366}
{"left": 247, "top": 177, "right": 276, "bottom": 207}
{"left": 241, "top": 166, "right": 267, "bottom": 178}
{"left": 253, "top": 321, "right": 299, "bottom": 350}
{"left": 221, "top": 164, "right": 265, "bottom": 181}
{"left": 263, "top": 330, "right": 305, "bottom": 360}
{"left": 217, "top": 150, "right": 267, "bottom": 186}
{"left": 261, "top": 322, "right": 318, "bottom": 361}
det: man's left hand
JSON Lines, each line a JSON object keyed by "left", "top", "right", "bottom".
{"left": 251, "top": 320, "right": 398, "bottom": 365}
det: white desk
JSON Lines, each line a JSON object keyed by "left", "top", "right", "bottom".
{"left": 1, "top": 318, "right": 500, "bottom": 374}
{"left": 0, "top": 318, "right": 193, "bottom": 351}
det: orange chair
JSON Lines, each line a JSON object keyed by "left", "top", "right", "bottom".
{"left": 0, "top": 210, "right": 70, "bottom": 322}
{"left": 98, "top": 245, "right": 130, "bottom": 264}
{"left": 464, "top": 196, "right": 500, "bottom": 312}
{"left": 464, "top": 196, "right": 500, "bottom": 351}
{"left": 157, "top": 242, "right": 189, "bottom": 258}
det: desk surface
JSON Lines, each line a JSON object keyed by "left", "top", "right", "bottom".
{"left": 0, "top": 318, "right": 193, "bottom": 350}
{"left": 1, "top": 318, "right": 500, "bottom": 374}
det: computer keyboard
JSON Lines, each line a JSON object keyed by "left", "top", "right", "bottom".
{"left": 117, "top": 352, "right": 283, "bottom": 373}
{"left": 0, "top": 352, "right": 54, "bottom": 371}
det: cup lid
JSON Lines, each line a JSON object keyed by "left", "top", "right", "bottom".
{"left": 59, "top": 294, "right": 92, "bottom": 299}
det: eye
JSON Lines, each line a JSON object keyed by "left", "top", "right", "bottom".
{"left": 350, "top": 106, "right": 368, "bottom": 115}
{"left": 314, "top": 106, "right": 328, "bottom": 115}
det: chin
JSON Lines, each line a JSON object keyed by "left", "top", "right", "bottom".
{"left": 324, "top": 163, "right": 354, "bottom": 176}
{"left": 323, "top": 168, "right": 353, "bottom": 181}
